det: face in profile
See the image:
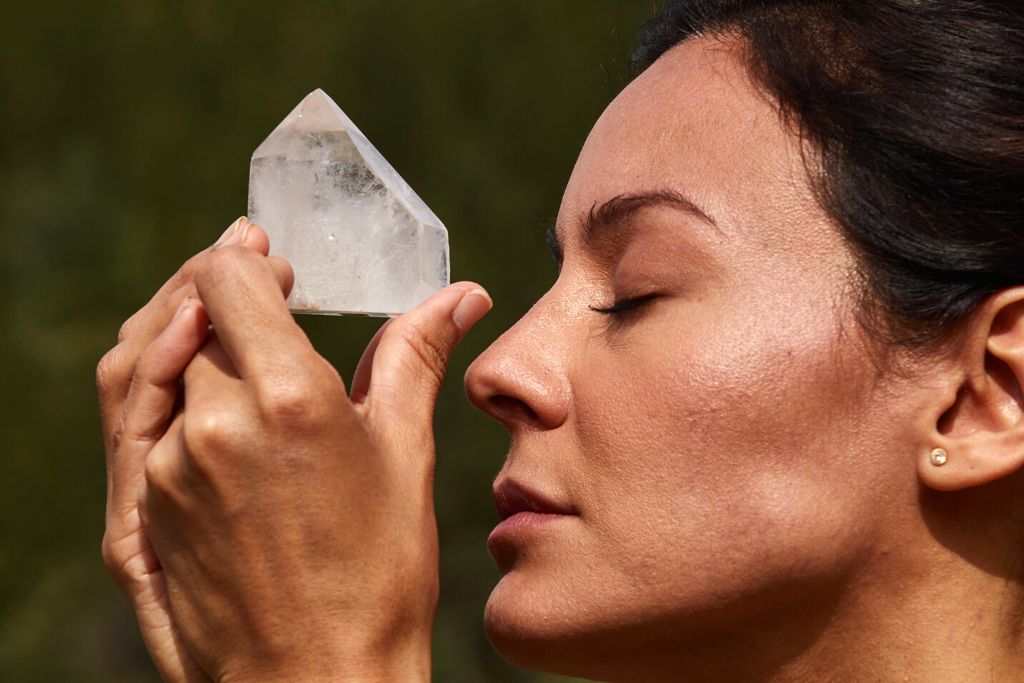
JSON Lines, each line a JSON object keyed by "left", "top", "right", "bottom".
{"left": 464, "top": 37, "right": 930, "bottom": 679}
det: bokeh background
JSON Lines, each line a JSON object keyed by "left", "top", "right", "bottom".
{"left": 0, "top": 2, "right": 655, "bottom": 681}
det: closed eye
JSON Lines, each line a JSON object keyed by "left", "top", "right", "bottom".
{"left": 546, "top": 221, "right": 563, "bottom": 271}
{"left": 590, "top": 295, "right": 658, "bottom": 316}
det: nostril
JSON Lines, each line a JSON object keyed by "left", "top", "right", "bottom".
{"left": 489, "top": 395, "right": 541, "bottom": 427}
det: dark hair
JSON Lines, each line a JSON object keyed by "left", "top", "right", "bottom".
{"left": 634, "top": 1, "right": 1024, "bottom": 347}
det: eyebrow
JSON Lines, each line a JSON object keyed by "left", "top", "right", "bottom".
{"left": 546, "top": 189, "right": 718, "bottom": 266}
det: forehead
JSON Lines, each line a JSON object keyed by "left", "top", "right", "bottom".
{"left": 559, "top": 36, "right": 830, "bottom": 253}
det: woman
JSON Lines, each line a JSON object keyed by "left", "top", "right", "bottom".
{"left": 98, "top": 1, "right": 1024, "bottom": 680}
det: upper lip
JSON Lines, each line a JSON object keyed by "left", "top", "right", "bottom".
{"left": 493, "top": 479, "right": 576, "bottom": 521}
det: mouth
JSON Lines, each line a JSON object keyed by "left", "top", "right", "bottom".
{"left": 488, "top": 479, "right": 577, "bottom": 563}
{"left": 493, "top": 479, "right": 576, "bottom": 521}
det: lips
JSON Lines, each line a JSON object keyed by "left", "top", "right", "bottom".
{"left": 493, "top": 479, "right": 576, "bottom": 521}
{"left": 488, "top": 480, "right": 576, "bottom": 566}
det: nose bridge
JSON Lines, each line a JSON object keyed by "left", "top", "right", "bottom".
{"left": 465, "top": 285, "right": 575, "bottom": 429}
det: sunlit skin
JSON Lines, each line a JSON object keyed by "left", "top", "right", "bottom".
{"left": 465, "top": 37, "right": 1024, "bottom": 680}
{"left": 99, "top": 33, "right": 1024, "bottom": 683}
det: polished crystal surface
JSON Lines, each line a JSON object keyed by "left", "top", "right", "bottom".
{"left": 248, "top": 89, "right": 449, "bottom": 316}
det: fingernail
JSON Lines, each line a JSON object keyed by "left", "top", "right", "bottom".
{"left": 452, "top": 288, "right": 492, "bottom": 333}
{"left": 214, "top": 216, "right": 248, "bottom": 248}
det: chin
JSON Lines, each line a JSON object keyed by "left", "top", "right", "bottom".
{"left": 481, "top": 557, "right": 833, "bottom": 681}
{"left": 484, "top": 571, "right": 582, "bottom": 674}
{"left": 482, "top": 569, "right": 639, "bottom": 679}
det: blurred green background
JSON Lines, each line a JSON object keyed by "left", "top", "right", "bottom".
{"left": 0, "top": 2, "right": 652, "bottom": 680}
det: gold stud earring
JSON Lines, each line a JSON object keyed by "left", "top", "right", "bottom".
{"left": 930, "top": 448, "right": 948, "bottom": 467}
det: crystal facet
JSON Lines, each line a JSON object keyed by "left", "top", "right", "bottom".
{"left": 247, "top": 89, "right": 449, "bottom": 316}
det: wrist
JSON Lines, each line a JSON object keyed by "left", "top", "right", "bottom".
{"left": 220, "top": 628, "right": 432, "bottom": 683}
{"left": 338, "top": 634, "right": 432, "bottom": 683}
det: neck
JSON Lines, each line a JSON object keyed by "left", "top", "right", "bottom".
{"left": 753, "top": 484, "right": 1024, "bottom": 682}
{"left": 643, "top": 488, "right": 1024, "bottom": 681}
{"left": 768, "top": 551, "right": 1022, "bottom": 681}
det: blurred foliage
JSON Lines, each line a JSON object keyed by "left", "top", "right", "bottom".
{"left": 0, "top": 1, "right": 652, "bottom": 680}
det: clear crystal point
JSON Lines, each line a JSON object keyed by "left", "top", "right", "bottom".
{"left": 247, "top": 88, "right": 450, "bottom": 316}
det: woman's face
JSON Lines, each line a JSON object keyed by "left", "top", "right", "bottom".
{"left": 465, "top": 37, "right": 925, "bottom": 678}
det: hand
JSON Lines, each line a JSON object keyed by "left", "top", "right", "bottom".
{"left": 136, "top": 244, "right": 491, "bottom": 681}
{"left": 98, "top": 218, "right": 286, "bottom": 682}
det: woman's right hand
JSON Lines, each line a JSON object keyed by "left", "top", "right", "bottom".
{"left": 97, "top": 217, "right": 281, "bottom": 682}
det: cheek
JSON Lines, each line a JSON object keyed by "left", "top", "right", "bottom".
{"left": 571, "top": 293, "right": 886, "bottom": 602}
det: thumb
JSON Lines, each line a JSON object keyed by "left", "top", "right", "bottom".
{"left": 364, "top": 282, "right": 491, "bottom": 430}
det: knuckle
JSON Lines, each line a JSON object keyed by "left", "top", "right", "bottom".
{"left": 101, "top": 535, "right": 152, "bottom": 594}
{"left": 182, "top": 406, "right": 243, "bottom": 457}
{"left": 143, "top": 448, "right": 176, "bottom": 494}
{"left": 401, "top": 320, "right": 449, "bottom": 385}
{"left": 96, "top": 346, "right": 128, "bottom": 395}
{"left": 100, "top": 532, "right": 140, "bottom": 590}
{"left": 254, "top": 367, "right": 339, "bottom": 429}
{"left": 100, "top": 534, "right": 119, "bottom": 574}
{"left": 256, "top": 379, "right": 322, "bottom": 425}
{"left": 116, "top": 315, "right": 138, "bottom": 344}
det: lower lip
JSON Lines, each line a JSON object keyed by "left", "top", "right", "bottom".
{"left": 487, "top": 511, "right": 572, "bottom": 547}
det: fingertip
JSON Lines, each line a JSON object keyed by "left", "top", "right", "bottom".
{"left": 167, "top": 296, "right": 209, "bottom": 346}
{"left": 170, "top": 295, "right": 196, "bottom": 325}
{"left": 266, "top": 255, "right": 295, "bottom": 298}
{"left": 450, "top": 281, "right": 488, "bottom": 295}
{"left": 212, "top": 217, "right": 270, "bottom": 255}
{"left": 239, "top": 219, "right": 271, "bottom": 256}
{"left": 452, "top": 289, "right": 493, "bottom": 334}
{"left": 134, "top": 297, "right": 209, "bottom": 390}
{"left": 213, "top": 217, "right": 246, "bottom": 248}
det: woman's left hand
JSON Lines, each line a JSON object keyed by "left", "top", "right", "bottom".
{"left": 124, "top": 244, "right": 491, "bottom": 681}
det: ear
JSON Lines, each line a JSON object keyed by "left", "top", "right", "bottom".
{"left": 919, "top": 288, "right": 1024, "bottom": 492}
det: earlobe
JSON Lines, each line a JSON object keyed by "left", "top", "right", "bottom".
{"left": 918, "top": 288, "right": 1024, "bottom": 492}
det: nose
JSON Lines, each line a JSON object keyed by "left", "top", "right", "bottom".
{"left": 464, "top": 293, "right": 571, "bottom": 432}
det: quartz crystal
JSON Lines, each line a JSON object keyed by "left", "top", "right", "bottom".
{"left": 248, "top": 89, "right": 450, "bottom": 316}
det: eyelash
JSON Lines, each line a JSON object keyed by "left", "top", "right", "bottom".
{"left": 589, "top": 295, "right": 658, "bottom": 318}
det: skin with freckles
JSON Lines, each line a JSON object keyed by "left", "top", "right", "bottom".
{"left": 466, "top": 37, "right": 1024, "bottom": 681}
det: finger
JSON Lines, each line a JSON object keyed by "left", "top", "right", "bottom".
{"left": 173, "top": 336, "right": 254, "bottom": 498}
{"left": 118, "top": 218, "right": 268, "bottom": 346}
{"left": 365, "top": 282, "right": 491, "bottom": 430}
{"left": 183, "top": 332, "right": 242, "bottom": 388}
{"left": 193, "top": 246, "right": 316, "bottom": 382}
{"left": 108, "top": 297, "right": 210, "bottom": 517}
{"left": 266, "top": 255, "right": 295, "bottom": 300}
{"left": 131, "top": 416, "right": 216, "bottom": 683}
{"left": 108, "top": 497, "right": 214, "bottom": 683}
{"left": 142, "top": 336, "right": 245, "bottom": 516}
{"left": 350, "top": 320, "right": 392, "bottom": 404}
{"left": 98, "top": 219, "right": 268, "bottom": 439}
